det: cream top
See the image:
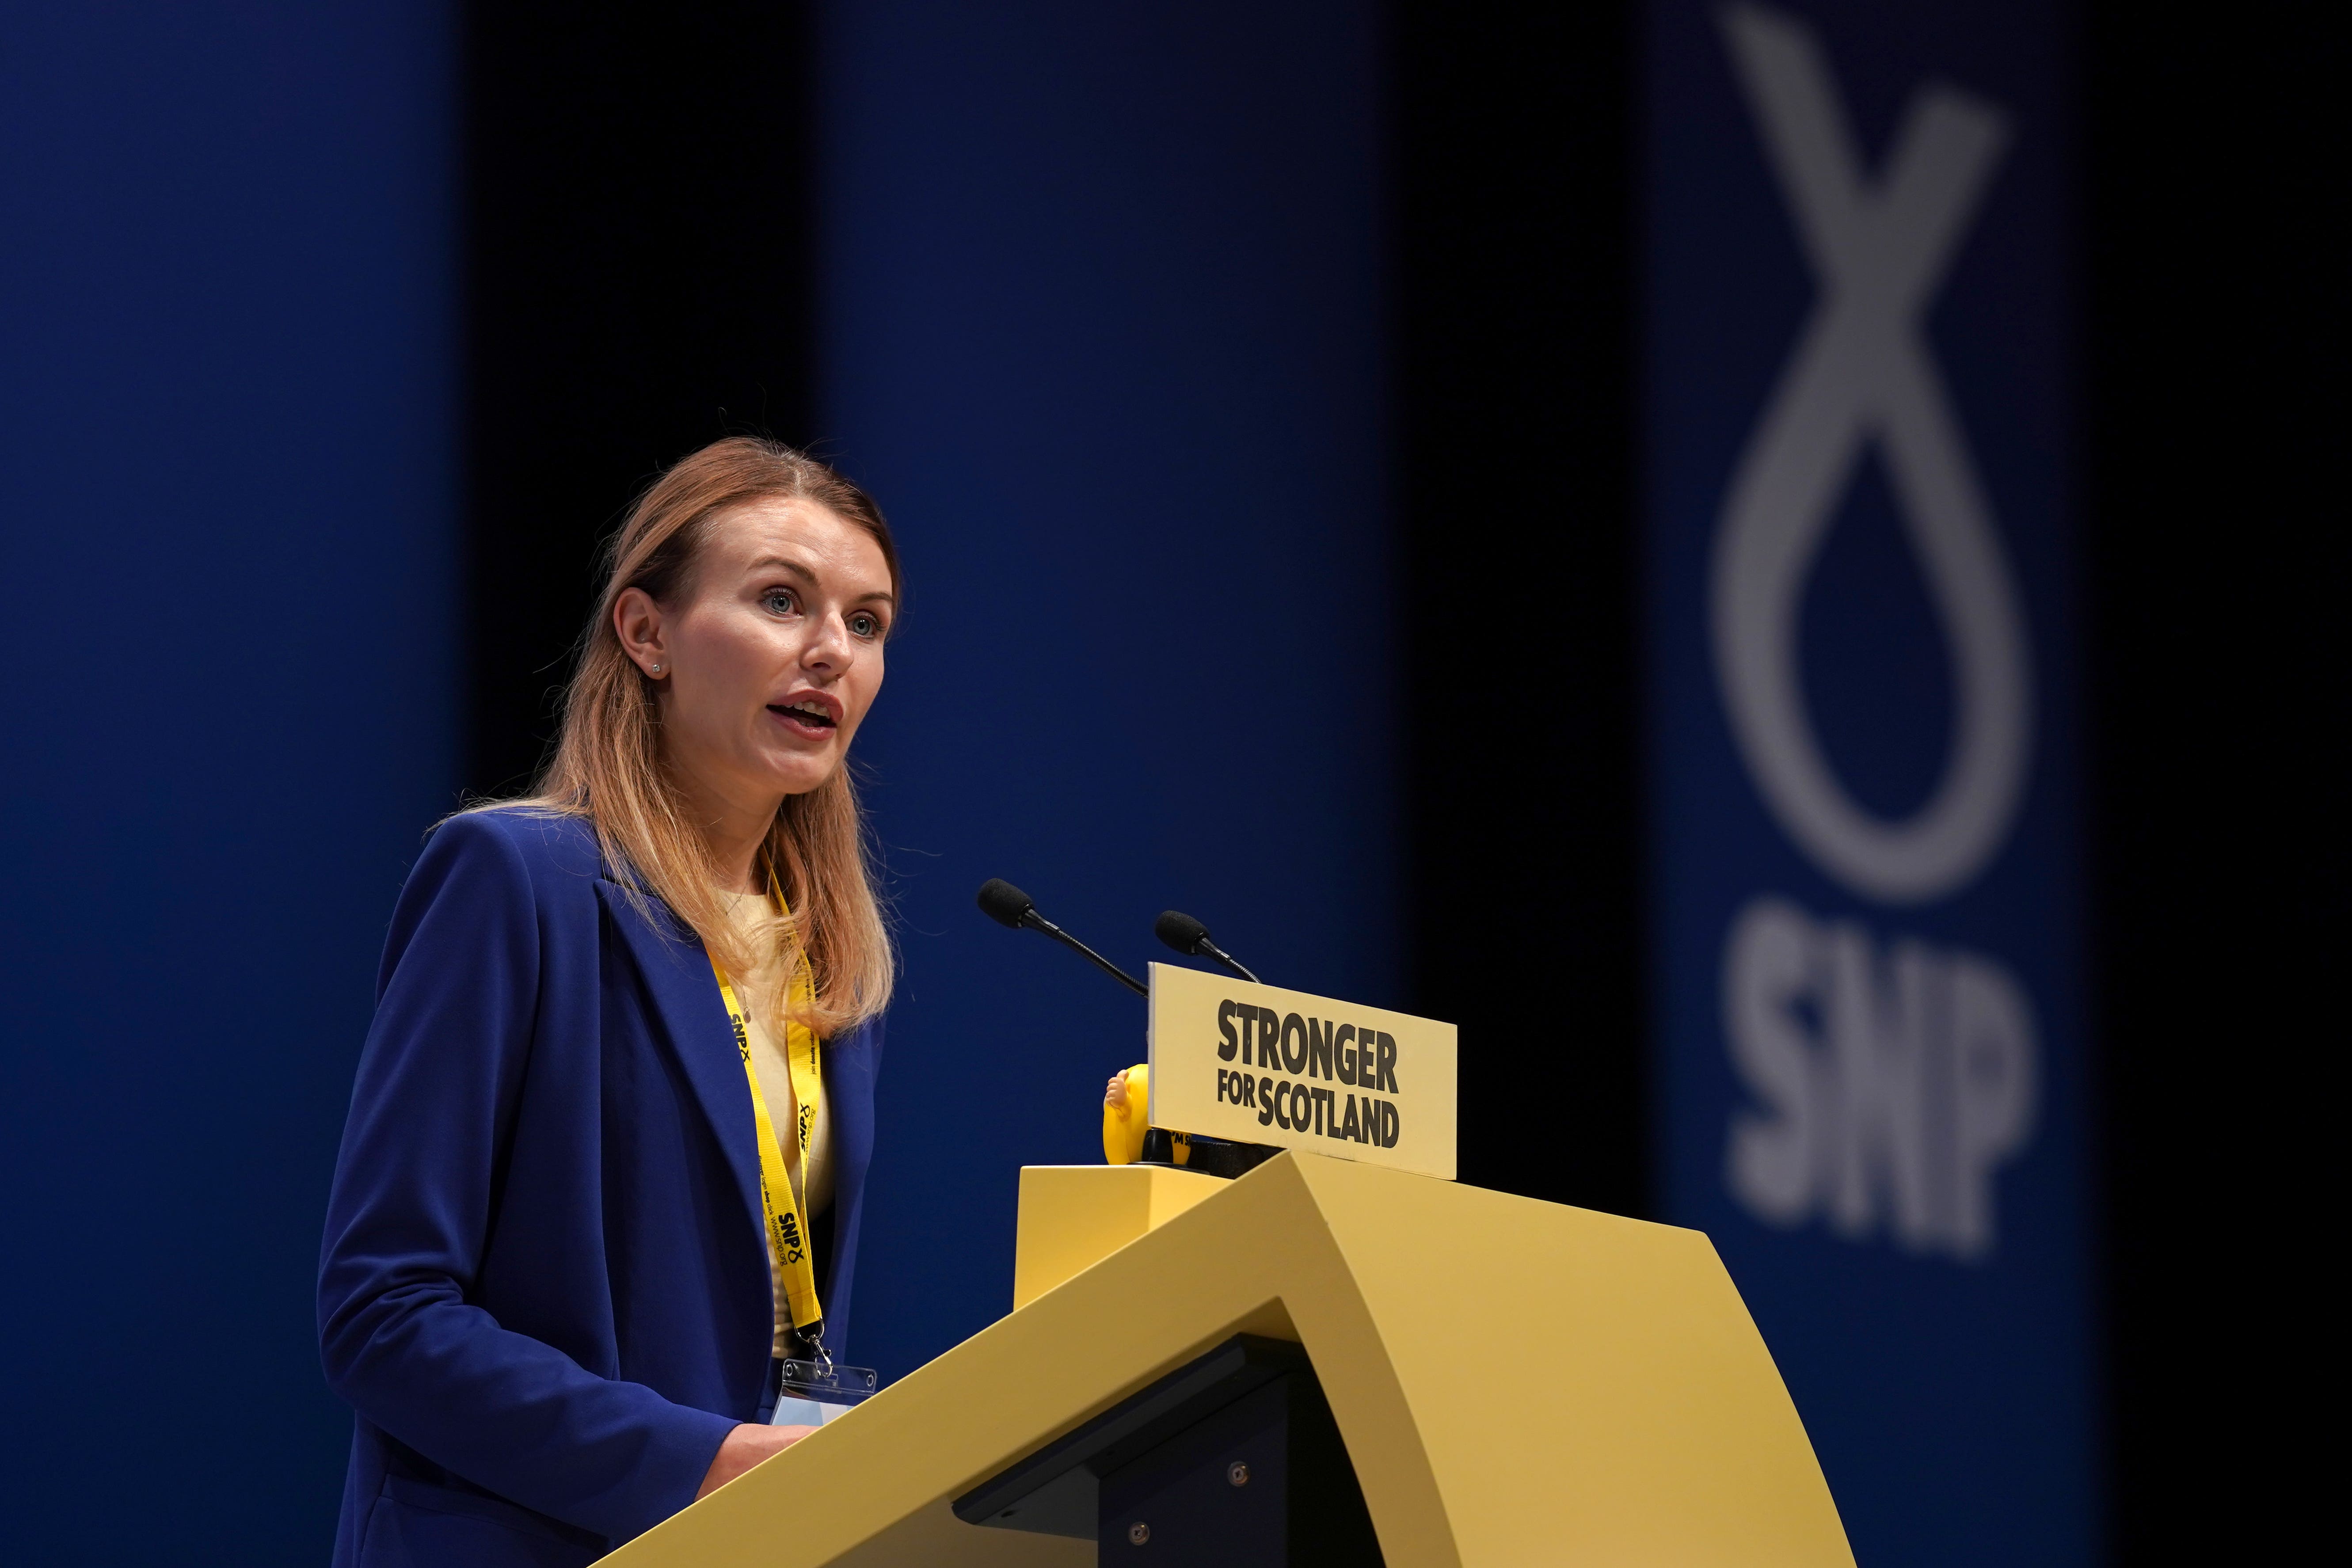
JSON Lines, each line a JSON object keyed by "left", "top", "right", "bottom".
{"left": 719, "top": 891, "right": 834, "bottom": 1355}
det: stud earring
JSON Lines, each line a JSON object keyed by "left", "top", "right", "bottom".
{"left": 649, "top": 662, "right": 662, "bottom": 674}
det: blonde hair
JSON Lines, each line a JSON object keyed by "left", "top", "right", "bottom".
{"left": 523, "top": 435, "right": 899, "bottom": 1037}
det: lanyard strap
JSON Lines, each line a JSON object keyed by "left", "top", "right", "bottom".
{"left": 712, "top": 925, "right": 826, "bottom": 1351}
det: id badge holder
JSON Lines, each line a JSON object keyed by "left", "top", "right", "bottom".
{"left": 771, "top": 1357, "right": 879, "bottom": 1427}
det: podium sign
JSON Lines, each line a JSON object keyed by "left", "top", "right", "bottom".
{"left": 1146, "top": 962, "right": 1457, "bottom": 1180}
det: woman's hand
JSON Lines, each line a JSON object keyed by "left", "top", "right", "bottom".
{"left": 1104, "top": 1071, "right": 1130, "bottom": 1112}
{"left": 696, "top": 1422, "right": 818, "bottom": 1500}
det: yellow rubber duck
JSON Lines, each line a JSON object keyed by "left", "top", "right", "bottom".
{"left": 1101, "top": 1064, "right": 1149, "bottom": 1165}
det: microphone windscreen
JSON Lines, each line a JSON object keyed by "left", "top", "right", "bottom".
{"left": 1154, "top": 910, "right": 1211, "bottom": 955}
{"left": 977, "top": 878, "right": 1036, "bottom": 929}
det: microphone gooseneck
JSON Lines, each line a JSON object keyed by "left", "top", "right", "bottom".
{"left": 974, "top": 879, "right": 1149, "bottom": 997}
{"left": 1153, "top": 909, "right": 1261, "bottom": 985}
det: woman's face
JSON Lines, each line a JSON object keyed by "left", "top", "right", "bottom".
{"left": 616, "top": 498, "right": 894, "bottom": 812}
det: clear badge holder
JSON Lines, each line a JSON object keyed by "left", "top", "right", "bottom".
{"left": 771, "top": 1357, "right": 879, "bottom": 1427}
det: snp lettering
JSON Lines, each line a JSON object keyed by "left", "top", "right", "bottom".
{"left": 1722, "top": 895, "right": 2038, "bottom": 1261}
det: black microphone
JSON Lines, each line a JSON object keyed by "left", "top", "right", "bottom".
{"left": 1153, "top": 910, "right": 1261, "bottom": 985}
{"left": 977, "top": 879, "right": 1149, "bottom": 997}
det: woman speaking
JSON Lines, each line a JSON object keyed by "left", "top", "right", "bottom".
{"left": 318, "top": 438, "right": 900, "bottom": 1566}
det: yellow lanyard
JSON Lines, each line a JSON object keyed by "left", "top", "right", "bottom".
{"left": 711, "top": 902, "right": 826, "bottom": 1347}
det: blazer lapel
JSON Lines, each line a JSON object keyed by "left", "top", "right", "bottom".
{"left": 597, "top": 879, "right": 765, "bottom": 1249}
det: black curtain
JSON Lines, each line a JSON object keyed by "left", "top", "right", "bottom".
{"left": 2082, "top": 3, "right": 2339, "bottom": 1557}
{"left": 1392, "top": 2, "right": 1648, "bottom": 1221}
{"left": 462, "top": 0, "right": 821, "bottom": 800}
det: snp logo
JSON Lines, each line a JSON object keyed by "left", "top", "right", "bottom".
{"left": 1709, "top": 6, "right": 2039, "bottom": 1262}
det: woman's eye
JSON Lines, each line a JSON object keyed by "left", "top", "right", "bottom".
{"left": 764, "top": 590, "right": 799, "bottom": 616}
{"left": 850, "top": 613, "right": 880, "bottom": 638}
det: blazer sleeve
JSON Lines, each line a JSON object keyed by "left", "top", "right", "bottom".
{"left": 316, "top": 813, "right": 737, "bottom": 1541}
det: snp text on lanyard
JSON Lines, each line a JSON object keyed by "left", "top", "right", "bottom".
{"left": 709, "top": 879, "right": 830, "bottom": 1368}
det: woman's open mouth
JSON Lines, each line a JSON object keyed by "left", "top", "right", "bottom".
{"left": 769, "top": 696, "right": 840, "bottom": 740}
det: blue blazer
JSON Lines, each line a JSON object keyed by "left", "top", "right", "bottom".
{"left": 317, "top": 807, "right": 882, "bottom": 1568}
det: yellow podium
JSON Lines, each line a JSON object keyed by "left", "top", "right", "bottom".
{"left": 608, "top": 1151, "right": 1853, "bottom": 1567}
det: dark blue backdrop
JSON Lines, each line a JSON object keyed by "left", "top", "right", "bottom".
{"left": 1645, "top": 2, "right": 2095, "bottom": 1564}
{"left": 0, "top": 2, "right": 1392, "bottom": 1559}
{"left": 812, "top": 0, "right": 1399, "bottom": 1385}
{"left": 0, "top": 2, "right": 457, "bottom": 1562}
{"left": 3, "top": 2, "right": 2113, "bottom": 1562}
